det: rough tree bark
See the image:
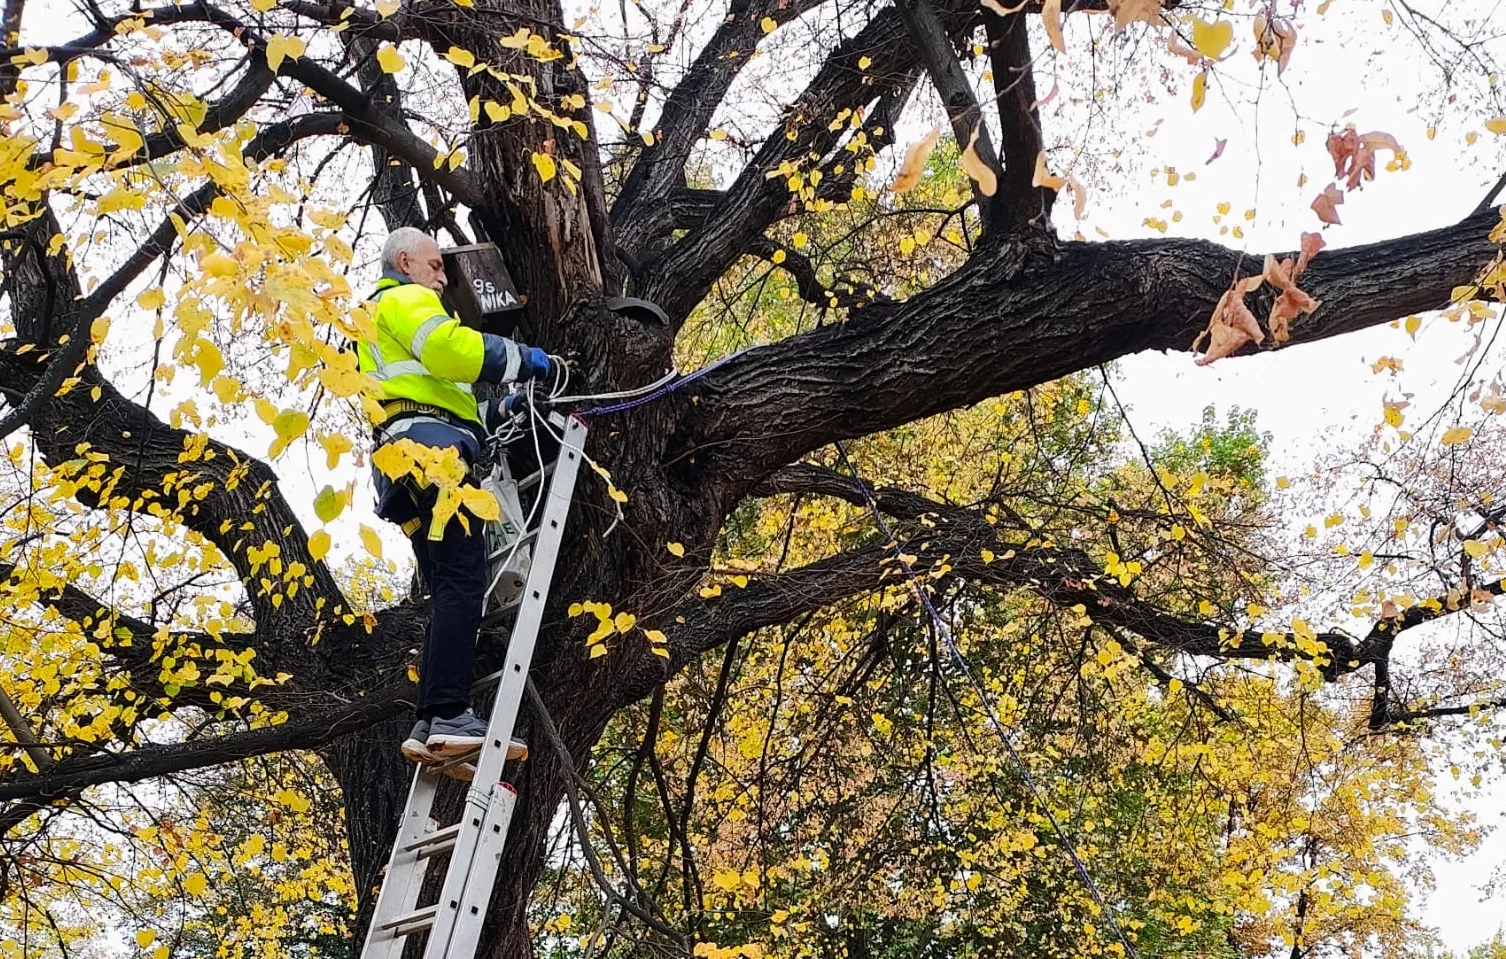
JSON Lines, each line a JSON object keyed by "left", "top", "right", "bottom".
{"left": 1, "top": 0, "right": 1502, "bottom": 957}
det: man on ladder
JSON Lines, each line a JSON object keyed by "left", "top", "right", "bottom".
{"left": 358, "top": 226, "right": 552, "bottom": 770}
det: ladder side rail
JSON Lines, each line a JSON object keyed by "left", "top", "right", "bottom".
{"left": 442, "top": 783, "right": 521, "bottom": 959}
{"left": 359, "top": 768, "right": 444, "bottom": 959}
{"left": 423, "top": 414, "right": 589, "bottom": 958}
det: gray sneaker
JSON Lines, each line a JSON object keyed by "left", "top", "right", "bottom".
{"left": 427, "top": 710, "right": 528, "bottom": 760}
{"left": 401, "top": 719, "right": 437, "bottom": 764}
{"left": 402, "top": 719, "right": 477, "bottom": 781}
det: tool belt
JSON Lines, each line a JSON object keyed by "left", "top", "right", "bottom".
{"left": 375, "top": 400, "right": 486, "bottom": 447}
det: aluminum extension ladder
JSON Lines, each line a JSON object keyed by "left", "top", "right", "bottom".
{"left": 360, "top": 412, "right": 588, "bottom": 959}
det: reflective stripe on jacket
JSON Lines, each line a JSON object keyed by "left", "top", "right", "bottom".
{"left": 356, "top": 273, "right": 524, "bottom": 425}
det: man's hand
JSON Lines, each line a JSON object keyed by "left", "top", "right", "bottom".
{"left": 523, "top": 347, "right": 552, "bottom": 381}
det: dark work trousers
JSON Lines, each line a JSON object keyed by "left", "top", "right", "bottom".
{"left": 406, "top": 481, "right": 488, "bottom": 721}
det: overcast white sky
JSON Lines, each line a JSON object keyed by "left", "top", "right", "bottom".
{"left": 14, "top": 0, "right": 1506, "bottom": 951}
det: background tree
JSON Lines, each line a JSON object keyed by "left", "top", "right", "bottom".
{"left": 2, "top": 0, "right": 1506, "bottom": 955}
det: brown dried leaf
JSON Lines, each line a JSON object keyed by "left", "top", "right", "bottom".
{"left": 1311, "top": 184, "right": 1344, "bottom": 224}
{"left": 1032, "top": 151, "right": 1065, "bottom": 190}
{"left": 1065, "top": 174, "right": 1086, "bottom": 220}
{"left": 1268, "top": 288, "right": 1320, "bottom": 343}
{"left": 960, "top": 126, "right": 998, "bottom": 197}
{"left": 1253, "top": 14, "right": 1297, "bottom": 73}
{"left": 1327, "top": 126, "right": 1359, "bottom": 179}
{"left": 1327, "top": 124, "right": 1402, "bottom": 191}
{"left": 891, "top": 127, "right": 941, "bottom": 194}
{"left": 1106, "top": 0, "right": 1162, "bottom": 31}
{"left": 1043, "top": 0, "right": 1066, "bottom": 52}
{"left": 1263, "top": 253, "right": 1296, "bottom": 292}
{"left": 1167, "top": 33, "right": 1203, "bottom": 66}
{"left": 1295, "top": 231, "right": 1325, "bottom": 274}
{"left": 1195, "top": 284, "right": 1265, "bottom": 366}
{"left": 1263, "top": 234, "right": 1325, "bottom": 342}
{"left": 1029, "top": 81, "right": 1059, "bottom": 112}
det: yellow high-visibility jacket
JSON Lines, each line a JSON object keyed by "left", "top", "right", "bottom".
{"left": 357, "top": 273, "right": 528, "bottom": 426}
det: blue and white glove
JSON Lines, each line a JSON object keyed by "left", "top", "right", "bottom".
{"left": 521, "top": 347, "right": 552, "bottom": 381}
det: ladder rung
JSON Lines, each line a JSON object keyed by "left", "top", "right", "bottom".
{"left": 404, "top": 823, "right": 462, "bottom": 856}
{"left": 486, "top": 528, "right": 538, "bottom": 563}
{"left": 518, "top": 464, "right": 554, "bottom": 489}
{"left": 380, "top": 903, "right": 437, "bottom": 934}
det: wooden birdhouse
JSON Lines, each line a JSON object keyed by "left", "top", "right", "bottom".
{"left": 440, "top": 242, "right": 526, "bottom": 337}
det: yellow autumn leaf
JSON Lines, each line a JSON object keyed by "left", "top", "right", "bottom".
{"left": 308, "top": 530, "right": 331, "bottom": 561}
{"left": 712, "top": 868, "right": 743, "bottom": 891}
{"left": 461, "top": 486, "right": 501, "bottom": 521}
{"left": 643, "top": 628, "right": 667, "bottom": 643}
{"left": 700, "top": 584, "right": 722, "bottom": 599}
{"left": 319, "top": 432, "right": 353, "bottom": 470}
{"left": 137, "top": 288, "right": 165, "bottom": 311}
{"left": 981, "top": 549, "right": 995, "bottom": 564}
{"left": 136, "top": 930, "right": 156, "bottom": 948}
{"left": 667, "top": 542, "right": 686, "bottom": 557}
{"left": 184, "top": 872, "right": 207, "bottom": 896}
{"left": 651, "top": 647, "right": 670, "bottom": 658}
{"left": 588, "top": 645, "right": 609, "bottom": 658}
{"left": 760, "top": 16, "right": 776, "bottom": 32}
{"left": 201, "top": 252, "right": 238, "bottom": 277}
{"left": 313, "top": 485, "right": 348, "bottom": 523}
{"left": 857, "top": 55, "right": 872, "bottom": 70}
{"left": 586, "top": 620, "right": 614, "bottom": 645}
{"left": 445, "top": 46, "right": 476, "bottom": 68}
{"left": 532, "top": 152, "right": 558, "bottom": 182}
{"left": 1192, "top": 18, "right": 1233, "bottom": 59}
{"left": 359, "top": 524, "right": 384, "bottom": 559}
{"left": 1405, "top": 315, "right": 1421, "bottom": 338}
{"left": 1442, "top": 426, "right": 1473, "bottom": 446}
{"left": 891, "top": 127, "right": 941, "bottom": 193}
{"left": 609, "top": 486, "right": 628, "bottom": 504}
{"left": 377, "top": 44, "right": 406, "bottom": 74}
{"left": 1464, "top": 539, "right": 1489, "bottom": 558}
{"left": 268, "top": 409, "right": 310, "bottom": 458}
{"left": 960, "top": 126, "right": 997, "bottom": 197}
{"left": 265, "top": 34, "right": 305, "bottom": 72}
{"left": 1191, "top": 70, "right": 1208, "bottom": 112}
{"left": 1487, "top": 117, "right": 1506, "bottom": 135}
{"left": 193, "top": 340, "right": 224, "bottom": 386}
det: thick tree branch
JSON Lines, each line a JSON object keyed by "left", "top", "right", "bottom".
{"left": 745, "top": 238, "right": 885, "bottom": 310}
{"left": 0, "top": 559, "right": 261, "bottom": 718}
{"left": 637, "top": 1, "right": 960, "bottom": 320}
{"left": 683, "top": 204, "right": 1506, "bottom": 483}
{"left": 981, "top": 5, "right": 1051, "bottom": 227}
{"left": 0, "top": 1, "right": 478, "bottom": 206}
{"left": 0, "top": 346, "right": 344, "bottom": 631}
{"left": 0, "top": 690, "right": 405, "bottom": 804}
{"left": 896, "top": 0, "right": 1000, "bottom": 221}
{"left": 612, "top": 0, "right": 829, "bottom": 258}
{"left": 699, "top": 463, "right": 1495, "bottom": 692}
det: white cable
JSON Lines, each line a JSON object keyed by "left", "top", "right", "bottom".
{"left": 483, "top": 381, "right": 551, "bottom": 602}
{"left": 549, "top": 367, "right": 679, "bottom": 405}
{"left": 527, "top": 397, "right": 623, "bottom": 540}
